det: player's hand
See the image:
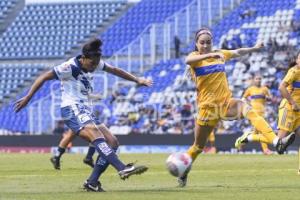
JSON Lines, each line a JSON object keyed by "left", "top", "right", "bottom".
{"left": 14, "top": 95, "right": 30, "bottom": 113}
{"left": 291, "top": 102, "right": 300, "bottom": 112}
{"left": 254, "top": 42, "right": 264, "bottom": 50}
{"left": 136, "top": 77, "right": 153, "bottom": 87}
{"left": 209, "top": 52, "right": 225, "bottom": 62}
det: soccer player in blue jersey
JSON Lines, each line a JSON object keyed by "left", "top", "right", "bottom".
{"left": 15, "top": 38, "right": 152, "bottom": 192}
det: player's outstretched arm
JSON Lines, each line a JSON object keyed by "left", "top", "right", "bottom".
{"left": 185, "top": 52, "right": 225, "bottom": 65}
{"left": 230, "top": 42, "right": 264, "bottom": 58}
{"left": 14, "top": 70, "right": 55, "bottom": 112}
{"left": 103, "top": 63, "right": 152, "bottom": 87}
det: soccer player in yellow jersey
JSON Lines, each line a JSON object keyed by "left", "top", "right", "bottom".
{"left": 278, "top": 53, "right": 300, "bottom": 138}
{"left": 177, "top": 28, "right": 295, "bottom": 187}
{"left": 241, "top": 53, "right": 300, "bottom": 147}
{"left": 235, "top": 54, "right": 300, "bottom": 154}
{"left": 238, "top": 74, "right": 273, "bottom": 155}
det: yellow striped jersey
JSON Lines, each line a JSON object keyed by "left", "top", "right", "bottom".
{"left": 281, "top": 66, "right": 300, "bottom": 106}
{"left": 188, "top": 50, "right": 234, "bottom": 106}
{"left": 243, "top": 86, "right": 270, "bottom": 112}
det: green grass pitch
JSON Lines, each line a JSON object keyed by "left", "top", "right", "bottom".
{"left": 0, "top": 153, "right": 299, "bottom": 200}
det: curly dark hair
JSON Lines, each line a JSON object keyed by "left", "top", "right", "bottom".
{"left": 82, "top": 38, "right": 103, "bottom": 58}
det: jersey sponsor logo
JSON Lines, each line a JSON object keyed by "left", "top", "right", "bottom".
{"left": 194, "top": 64, "right": 225, "bottom": 76}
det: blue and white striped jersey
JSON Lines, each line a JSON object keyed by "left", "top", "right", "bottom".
{"left": 53, "top": 55, "right": 105, "bottom": 107}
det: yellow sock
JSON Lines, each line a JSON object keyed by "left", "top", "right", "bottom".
{"left": 260, "top": 142, "right": 269, "bottom": 152}
{"left": 253, "top": 129, "right": 269, "bottom": 151}
{"left": 207, "top": 131, "right": 215, "bottom": 143}
{"left": 187, "top": 144, "right": 203, "bottom": 161}
{"left": 244, "top": 108, "right": 276, "bottom": 144}
{"left": 249, "top": 134, "right": 271, "bottom": 151}
{"left": 250, "top": 134, "right": 269, "bottom": 143}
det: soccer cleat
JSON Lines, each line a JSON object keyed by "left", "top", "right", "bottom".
{"left": 177, "top": 174, "right": 188, "bottom": 187}
{"left": 50, "top": 156, "right": 60, "bottom": 170}
{"left": 118, "top": 163, "right": 148, "bottom": 180}
{"left": 235, "top": 131, "right": 252, "bottom": 150}
{"left": 83, "top": 158, "right": 94, "bottom": 168}
{"left": 83, "top": 180, "right": 105, "bottom": 192}
{"left": 276, "top": 133, "right": 296, "bottom": 155}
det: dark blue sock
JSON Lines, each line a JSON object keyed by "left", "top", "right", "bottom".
{"left": 92, "top": 138, "right": 125, "bottom": 171}
{"left": 85, "top": 144, "right": 96, "bottom": 160}
{"left": 88, "top": 147, "right": 118, "bottom": 185}
{"left": 55, "top": 147, "right": 65, "bottom": 159}
{"left": 88, "top": 155, "right": 109, "bottom": 185}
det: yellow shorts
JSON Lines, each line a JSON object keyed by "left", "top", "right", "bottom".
{"left": 251, "top": 104, "right": 265, "bottom": 117}
{"left": 196, "top": 100, "right": 231, "bottom": 127}
{"left": 278, "top": 101, "right": 300, "bottom": 132}
{"left": 252, "top": 109, "right": 265, "bottom": 117}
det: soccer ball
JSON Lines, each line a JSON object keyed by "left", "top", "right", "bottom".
{"left": 166, "top": 153, "right": 192, "bottom": 177}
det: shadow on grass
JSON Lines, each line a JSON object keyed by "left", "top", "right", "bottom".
{"left": 105, "top": 184, "right": 300, "bottom": 193}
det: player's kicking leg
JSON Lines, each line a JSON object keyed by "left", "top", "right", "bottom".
{"left": 235, "top": 131, "right": 295, "bottom": 154}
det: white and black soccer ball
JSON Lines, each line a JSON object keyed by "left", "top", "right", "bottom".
{"left": 166, "top": 153, "right": 192, "bottom": 177}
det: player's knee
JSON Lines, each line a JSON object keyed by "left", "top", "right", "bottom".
{"left": 82, "top": 125, "right": 103, "bottom": 141}
{"left": 110, "top": 136, "right": 119, "bottom": 149}
{"left": 98, "top": 123, "right": 119, "bottom": 147}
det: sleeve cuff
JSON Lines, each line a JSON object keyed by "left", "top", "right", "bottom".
{"left": 52, "top": 69, "right": 59, "bottom": 80}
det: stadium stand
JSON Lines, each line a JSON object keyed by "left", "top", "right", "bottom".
{"left": 0, "top": 63, "right": 45, "bottom": 101}
{"left": 100, "top": 0, "right": 192, "bottom": 57}
{"left": 0, "top": 0, "right": 128, "bottom": 59}
{"left": 0, "top": 0, "right": 17, "bottom": 24}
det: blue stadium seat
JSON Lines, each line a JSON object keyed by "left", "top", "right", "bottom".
{"left": 0, "top": 1, "right": 127, "bottom": 59}
{"left": 101, "top": 0, "right": 192, "bottom": 57}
